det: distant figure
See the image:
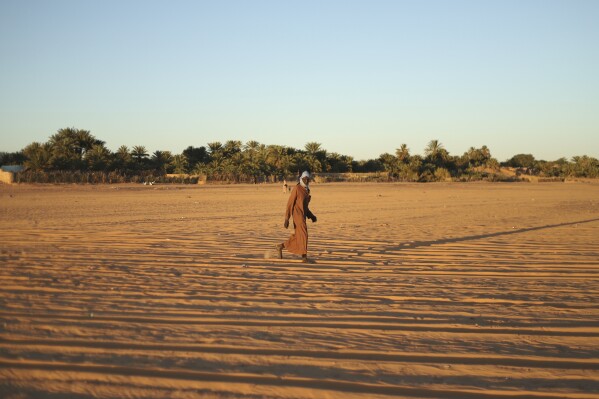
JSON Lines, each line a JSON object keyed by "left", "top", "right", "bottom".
{"left": 275, "top": 171, "right": 317, "bottom": 263}
{"left": 282, "top": 179, "right": 288, "bottom": 193}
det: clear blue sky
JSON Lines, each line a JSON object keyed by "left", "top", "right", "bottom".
{"left": 1, "top": 0, "right": 598, "bottom": 161}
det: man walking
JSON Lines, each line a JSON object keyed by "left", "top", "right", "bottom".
{"left": 275, "top": 171, "right": 317, "bottom": 263}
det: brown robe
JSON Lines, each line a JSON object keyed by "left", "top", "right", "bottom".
{"left": 283, "top": 184, "right": 315, "bottom": 255}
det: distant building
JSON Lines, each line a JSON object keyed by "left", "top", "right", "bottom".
{"left": 0, "top": 165, "right": 25, "bottom": 184}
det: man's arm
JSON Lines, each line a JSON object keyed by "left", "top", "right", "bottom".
{"left": 306, "top": 205, "right": 316, "bottom": 223}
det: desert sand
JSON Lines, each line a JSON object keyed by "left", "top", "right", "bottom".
{"left": 1, "top": 181, "right": 598, "bottom": 399}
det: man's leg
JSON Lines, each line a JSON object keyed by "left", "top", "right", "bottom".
{"left": 275, "top": 243, "right": 283, "bottom": 259}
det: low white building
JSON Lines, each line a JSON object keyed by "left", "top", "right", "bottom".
{"left": 0, "top": 165, "right": 25, "bottom": 184}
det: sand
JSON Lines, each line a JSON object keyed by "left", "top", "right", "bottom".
{"left": 0, "top": 181, "right": 598, "bottom": 399}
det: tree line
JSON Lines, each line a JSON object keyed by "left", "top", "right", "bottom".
{"left": 1, "top": 127, "right": 598, "bottom": 183}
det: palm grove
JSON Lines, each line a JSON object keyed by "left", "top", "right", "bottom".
{"left": 1, "top": 127, "right": 598, "bottom": 183}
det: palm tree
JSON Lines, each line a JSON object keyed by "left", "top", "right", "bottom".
{"left": 304, "top": 142, "right": 322, "bottom": 155}
{"left": 304, "top": 155, "right": 322, "bottom": 174}
{"left": 86, "top": 144, "right": 111, "bottom": 171}
{"left": 425, "top": 140, "right": 444, "bottom": 160}
{"left": 424, "top": 139, "right": 449, "bottom": 167}
{"left": 113, "top": 145, "right": 131, "bottom": 170}
{"left": 48, "top": 128, "right": 78, "bottom": 169}
{"left": 395, "top": 144, "right": 410, "bottom": 163}
{"left": 47, "top": 128, "right": 101, "bottom": 169}
{"left": 151, "top": 151, "right": 173, "bottom": 173}
{"left": 223, "top": 140, "right": 242, "bottom": 157}
{"left": 74, "top": 129, "right": 101, "bottom": 158}
{"left": 116, "top": 145, "right": 130, "bottom": 159}
{"left": 249, "top": 143, "right": 269, "bottom": 181}
{"left": 130, "top": 145, "right": 149, "bottom": 170}
{"left": 228, "top": 151, "right": 248, "bottom": 182}
{"left": 266, "top": 145, "right": 292, "bottom": 178}
{"left": 304, "top": 142, "right": 328, "bottom": 172}
{"left": 292, "top": 152, "right": 310, "bottom": 176}
{"left": 23, "top": 142, "right": 51, "bottom": 171}
{"left": 207, "top": 142, "right": 223, "bottom": 157}
{"left": 244, "top": 140, "right": 261, "bottom": 152}
{"left": 171, "top": 154, "right": 189, "bottom": 174}
{"left": 131, "top": 146, "right": 148, "bottom": 162}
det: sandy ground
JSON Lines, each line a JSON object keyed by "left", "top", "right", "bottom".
{"left": 0, "top": 181, "right": 598, "bottom": 399}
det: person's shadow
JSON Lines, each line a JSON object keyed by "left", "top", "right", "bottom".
{"left": 386, "top": 217, "right": 599, "bottom": 251}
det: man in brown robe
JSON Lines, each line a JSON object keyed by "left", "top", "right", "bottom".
{"left": 276, "top": 171, "right": 317, "bottom": 262}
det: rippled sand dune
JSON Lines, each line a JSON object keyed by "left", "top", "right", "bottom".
{"left": 1, "top": 182, "right": 598, "bottom": 399}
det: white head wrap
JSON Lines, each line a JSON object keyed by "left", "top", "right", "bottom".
{"left": 300, "top": 171, "right": 311, "bottom": 190}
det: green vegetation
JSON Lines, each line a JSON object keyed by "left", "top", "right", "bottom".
{"left": 1, "top": 127, "right": 598, "bottom": 183}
